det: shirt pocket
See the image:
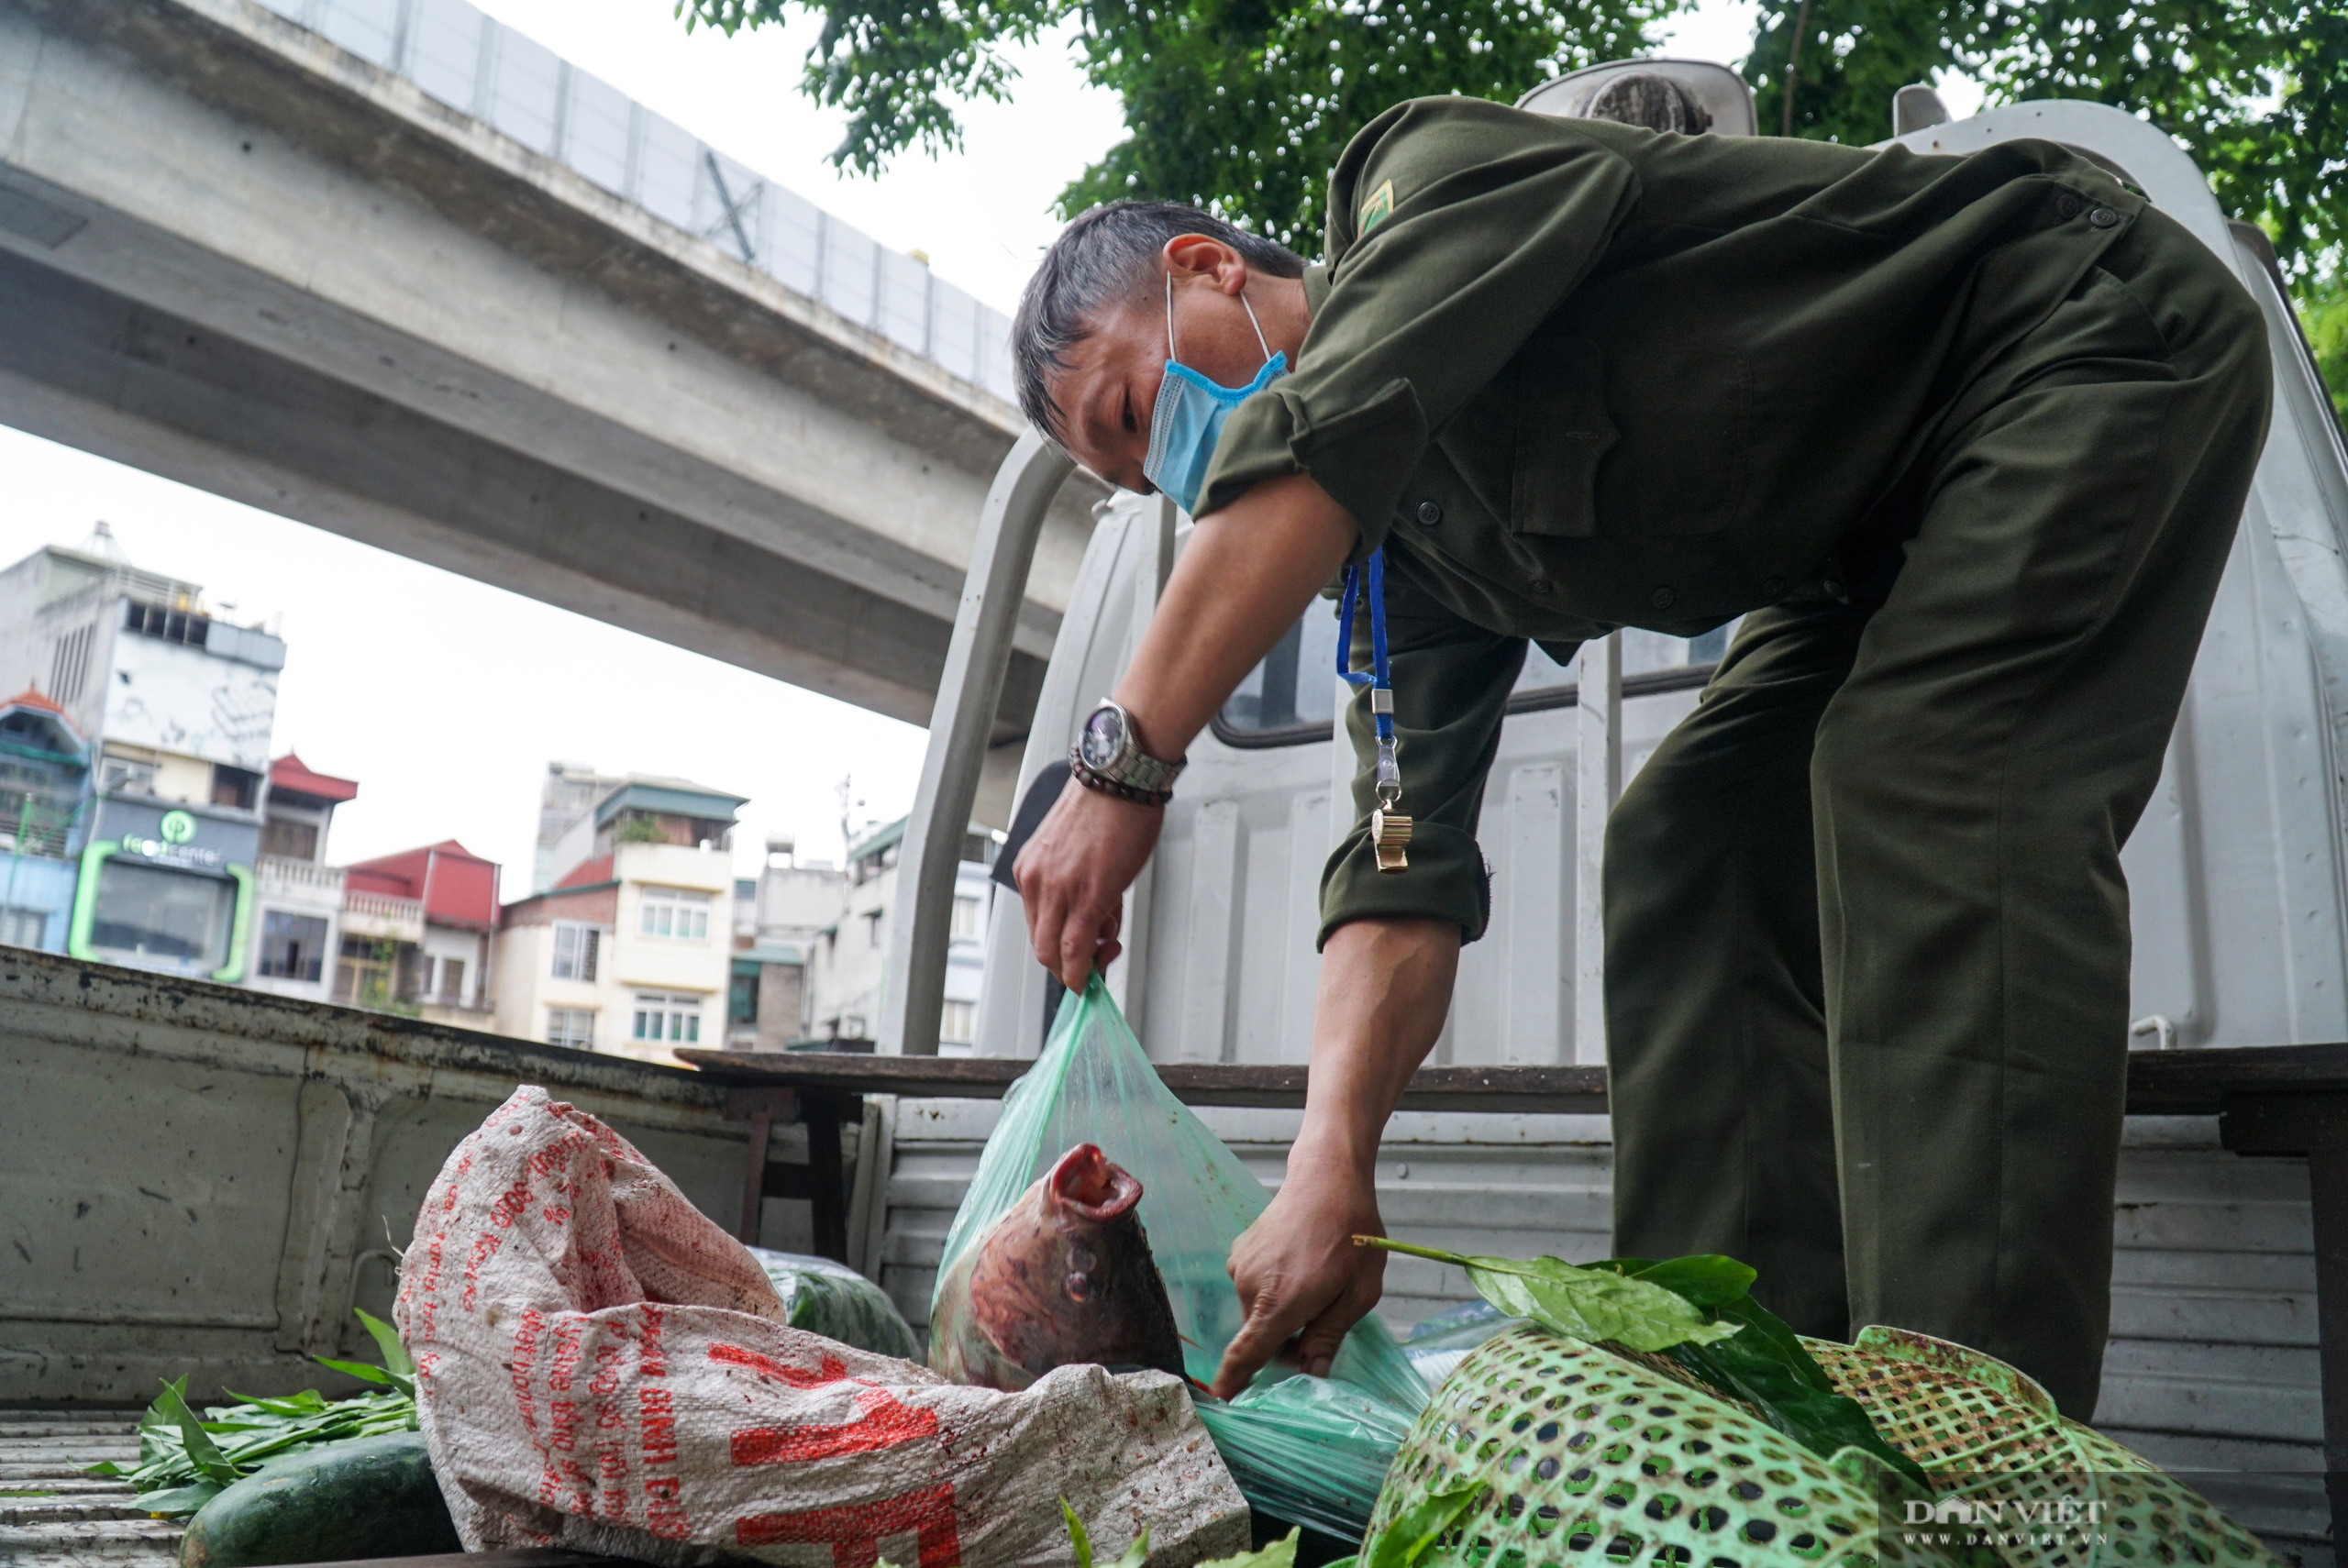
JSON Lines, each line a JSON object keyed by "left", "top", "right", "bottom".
{"left": 1509, "top": 337, "right": 1619, "bottom": 538}
{"left": 1602, "top": 345, "right": 1754, "bottom": 536}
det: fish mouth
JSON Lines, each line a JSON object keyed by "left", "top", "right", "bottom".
{"left": 1047, "top": 1143, "right": 1144, "bottom": 1223}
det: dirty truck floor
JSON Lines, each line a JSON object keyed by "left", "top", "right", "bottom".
{"left": 0, "top": 1409, "right": 181, "bottom": 1564}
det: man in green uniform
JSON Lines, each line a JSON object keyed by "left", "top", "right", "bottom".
{"left": 1007, "top": 89, "right": 2271, "bottom": 1418}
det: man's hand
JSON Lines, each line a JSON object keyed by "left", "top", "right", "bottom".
{"left": 1212, "top": 1142, "right": 1386, "bottom": 1397}
{"left": 1209, "top": 916, "right": 1460, "bottom": 1396}
{"left": 1013, "top": 778, "right": 1163, "bottom": 990}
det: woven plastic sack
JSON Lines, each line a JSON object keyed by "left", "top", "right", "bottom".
{"left": 932, "top": 976, "right": 1430, "bottom": 1541}
{"left": 397, "top": 1087, "right": 1248, "bottom": 1567}
{"left": 1371, "top": 1321, "right": 2284, "bottom": 1568}
{"left": 748, "top": 1246, "right": 921, "bottom": 1362}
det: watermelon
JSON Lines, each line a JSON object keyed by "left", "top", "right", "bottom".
{"left": 178, "top": 1431, "right": 459, "bottom": 1567}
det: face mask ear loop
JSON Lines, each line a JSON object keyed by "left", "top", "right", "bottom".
{"left": 1164, "top": 271, "right": 1178, "bottom": 362}
{"left": 1238, "top": 288, "right": 1272, "bottom": 366}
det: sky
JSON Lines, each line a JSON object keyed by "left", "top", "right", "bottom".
{"left": 0, "top": 0, "right": 1975, "bottom": 888}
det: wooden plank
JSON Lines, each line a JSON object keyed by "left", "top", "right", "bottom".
{"left": 681, "top": 1043, "right": 2348, "bottom": 1117}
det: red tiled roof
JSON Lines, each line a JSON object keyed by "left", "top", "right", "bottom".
{"left": 2, "top": 688, "right": 66, "bottom": 716}
{"left": 555, "top": 853, "right": 615, "bottom": 890}
{"left": 271, "top": 752, "right": 360, "bottom": 803}
{"left": 342, "top": 840, "right": 500, "bottom": 930}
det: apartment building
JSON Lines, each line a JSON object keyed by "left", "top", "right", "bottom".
{"left": 339, "top": 841, "right": 499, "bottom": 1026}
{"left": 0, "top": 690, "right": 93, "bottom": 951}
{"left": 726, "top": 835, "right": 847, "bottom": 1051}
{"left": 803, "top": 815, "right": 999, "bottom": 1052}
{"left": 495, "top": 773, "right": 745, "bottom": 1063}
{"left": 244, "top": 753, "right": 360, "bottom": 1003}
{"left": 0, "top": 526, "right": 286, "bottom": 981}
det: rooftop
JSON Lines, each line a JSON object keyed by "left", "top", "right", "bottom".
{"left": 270, "top": 752, "right": 360, "bottom": 804}
{"left": 592, "top": 777, "right": 749, "bottom": 829}
{"left": 343, "top": 840, "right": 501, "bottom": 930}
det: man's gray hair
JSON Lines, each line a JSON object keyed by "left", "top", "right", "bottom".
{"left": 1013, "top": 201, "right": 1305, "bottom": 443}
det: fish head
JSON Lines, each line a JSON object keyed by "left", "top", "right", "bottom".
{"left": 949, "top": 1143, "right": 1188, "bottom": 1388}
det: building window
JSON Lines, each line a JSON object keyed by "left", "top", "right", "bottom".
{"left": 100, "top": 752, "right": 156, "bottom": 796}
{"left": 48, "top": 623, "right": 91, "bottom": 707}
{"left": 939, "top": 999, "right": 976, "bottom": 1045}
{"left": 88, "top": 861, "right": 238, "bottom": 968}
{"left": 334, "top": 935, "right": 398, "bottom": 1009}
{"left": 866, "top": 908, "right": 884, "bottom": 946}
{"left": 730, "top": 968, "right": 759, "bottom": 1026}
{"left": 435, "top": 956, "right": 467, "bottom": 1004}
{"left": 950, "top": 893, "right": 986, "bottom": 941}
{"left": 546, "top": 1008, "right": 596, "bottom": 1049}
{"left": 639, "top": 887, "right": 711, "bottom": 940}
{"left": 123, "top": 600, "right": 210, "bottom": 647}
{"left": 209, "top": 765, "right": 260, "bottom": 810}
{"left": 260, "top": 816, "right": 319, "bottom": 861}
{"left": 257, "top": 911, "right": 327, "bottom": 981}
{"left": 551, "top": 921, "right": 600, "bottom": 980}
{"left": 631, "top": 991, "right": 702, "bottom": 1044}
{"left": 0, "top": 907, "right": 46, "bottom": 948}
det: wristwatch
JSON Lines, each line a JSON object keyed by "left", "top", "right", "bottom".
{"left": 1070, "top": 700, "right": 1186, "bottom": 806}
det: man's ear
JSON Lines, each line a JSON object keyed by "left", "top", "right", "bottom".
{"left": 1161, "top": 234, "right": 1249, "bottom": 296}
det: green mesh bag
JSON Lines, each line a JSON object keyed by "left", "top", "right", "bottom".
{"left": 1368, "top": 1322, "right": 2285, "bottom": 1568}
{"left": 931, "top": 975, "right": 1429, "bottom": 1540}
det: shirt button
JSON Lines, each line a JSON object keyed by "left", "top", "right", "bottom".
{"left": 1762, "top": 576, "right": 1787, "bottom": 598}
{"left": 1530, "top": 580, "right": 1553, "bottom": 595}
{"left": 1649, "top": 586, "right": 1676, "bottom": 611}
{"left": 2055, "top": 193, "right": 2082, "bottom": 220}
{"left": 2089, "top": 206, "right": 2120, "bottom": 228}
{"left": 1415, "top": 500, "right": 1443, "bottom": 526}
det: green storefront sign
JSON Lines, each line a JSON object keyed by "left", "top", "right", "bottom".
{"left": 70, "top": 806, "right": 255, "bottom": 983}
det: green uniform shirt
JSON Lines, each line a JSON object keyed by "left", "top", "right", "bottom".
{"left": 1197, "top": 96, "right": 2147, "bottom": 946}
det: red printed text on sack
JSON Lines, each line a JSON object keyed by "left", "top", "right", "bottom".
{"left": 737, "top": 1485, "right": 962, "bottom": 1568}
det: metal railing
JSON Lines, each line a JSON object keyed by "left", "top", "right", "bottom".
{"left": 245, "top": 0, "right": 1016, "bottom": 403}
{"left": 341, "top": 889, "right": 426, "bottom": 937}
{"left": 258, "top": 854, "right": 345, "bottom": 894}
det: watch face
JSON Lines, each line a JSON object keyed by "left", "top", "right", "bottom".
{"left": 1080, "top": 706, "right": 1125, "bottom": 770}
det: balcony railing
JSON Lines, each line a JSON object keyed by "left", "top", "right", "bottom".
{"left": 259, "top": 855, "right": 346, "bottom": 897}
{"left": 341, "top": 889, "right": 426, "bottom": 942}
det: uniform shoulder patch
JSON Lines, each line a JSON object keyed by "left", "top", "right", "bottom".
{"left": 1357, "top": 179, "right": 1395, "bottom": 237}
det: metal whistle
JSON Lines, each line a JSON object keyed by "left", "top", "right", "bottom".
{"left": 1370, "top": 731, "right": 1410, "bottom": 872}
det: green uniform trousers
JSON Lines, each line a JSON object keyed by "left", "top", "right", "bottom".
{"left": 1602, "top": 212, "right": 2272, "bottom": 1419}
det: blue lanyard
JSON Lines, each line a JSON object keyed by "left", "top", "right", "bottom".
{"left": 1337, "top": 548, "right": 1401, "bottom": 808}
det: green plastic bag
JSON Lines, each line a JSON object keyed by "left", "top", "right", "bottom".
{"left": 933, "top": 976, "right": 1429, "bottom": 1541}
{"left": 748, "top": 1247, "right": 921, "bottom": 1361}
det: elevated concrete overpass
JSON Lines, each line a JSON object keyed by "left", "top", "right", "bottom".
{"left": 0, "top": 0, "right": 1104, "bottom": 747}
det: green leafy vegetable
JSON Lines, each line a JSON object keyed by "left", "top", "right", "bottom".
{"left": 1060, "top": 1496, "right": 1149, "bottom": 1568}
{"left": 1356, "top": 1479, "right": 1489, "bottom": 1568}
{"left": 1207, "top": 1529, "right": 1299, "bottom": 1568}
{"left": 85, "top": 1312, "right": 421, "bottom": 1518}
{"left": 1059, "top": 1498, "right": 1300, "bottom": 1568}
{"left": 1588, "top": 1258, "right": 1927, "bottom": 1490}
{"left": 1358, "top": 1239, "right": 1741, "bottom": 1353}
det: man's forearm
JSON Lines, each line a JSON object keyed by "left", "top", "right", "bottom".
{"left": 1293, "top": 917, "right": 1462, "bottom": 1171}
{"left": 1111, "top": 472, "right": 1357, "bottom": 758}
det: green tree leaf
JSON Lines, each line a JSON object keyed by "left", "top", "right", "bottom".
{"left": 675, "top": 0, "right": 1680, "bottom": 248}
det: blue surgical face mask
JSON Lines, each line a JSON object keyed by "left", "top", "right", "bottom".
{"left": 1141, "top": 273, "right": 1287, "bottom": 515}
